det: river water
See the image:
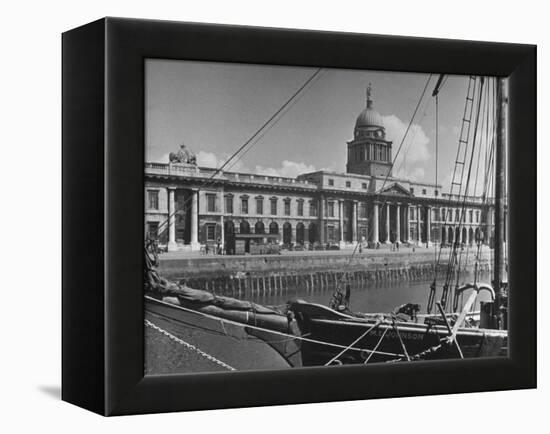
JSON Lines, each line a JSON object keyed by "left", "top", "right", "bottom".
{"left": 248, "top": 271, "right": 494, "bottom": 314}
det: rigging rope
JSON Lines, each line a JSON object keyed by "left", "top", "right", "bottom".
{"left": 145, "top": 319, "right": 237, "bottom": 371}
{"left": 333, "top": 74, "right": 434, "bottom": 296}
{"left": 447, "top": 77, "right": 485, "bottom": 305}
{"left": 153, "top": 68, "right": 325, "bottom": 236}
{"left": 225, "top": 69, "right": 327, "bottom": 172}
{"left": 324, "top": 319, "right": 382, "bottom": 366}
{"left": 364, "top": 327, "right": 389, "bottom": 364}
{"left": 146, "top": 299, "right": 405, "bottom": 358}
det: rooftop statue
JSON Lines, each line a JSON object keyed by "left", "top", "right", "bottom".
{"left": 169, "top": 143, "right": 197, "bottom": 165}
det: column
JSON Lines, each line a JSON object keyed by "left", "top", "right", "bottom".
{"left": 220, "top": 190, "right": 225, "bottom": 254}
{"left": 406, "top": 205, "right": 411, "bottom": 243}
{"left": 352, "top": 200, "right": 358, "bottom": 242}
{"left": 167, "top": 187, "right": 177, "bottom": 251}
{"left": 395, "top": 203, "right": 401, "bottom": 243}
{"left": 426, "top": 206, "right": 432, "bottom": 247}
{"left": 384, "top": 203, "right": 390, "bottom": 244}
{"left": 372, "top": 202, "right": 379, "bottom": 244}
{"left": 339, "top": 200, "right": 344, "bottom": 245}
{"left": 416, "top": 204, "right": 421, "bottom": 245}
{"left": 319, "top": 196, "right": 325, "bottom": 244}
{"left": 190, "top": 189, "right": 200, "bottom": 250}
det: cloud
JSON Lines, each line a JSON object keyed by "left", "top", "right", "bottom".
{"left": 149, "top": 152, "right": 170, "bottom": 163}
{"left": 194, "top": 152, "right": 316, "bottom": 178}
{"left": 196, "top": 151, "right": 220, "bottom": 168}
{"left": 382, "top": 114, "right": 430, "bottom": 181}
{"left": 196, "top": 151, "right": 248, "bottom": 172}
{"left": 254, "top": 160, "right": 317, "bottom": 178}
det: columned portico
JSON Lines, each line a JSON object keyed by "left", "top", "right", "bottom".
{"left": 167, "top": 187, "right": 177, "bottom": 252}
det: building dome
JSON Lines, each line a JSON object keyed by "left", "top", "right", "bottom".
{"left": 355, "top": 84, "right": 384, "bottom": 129}
{"left": 355, "top": 107, "right": 384, "bottom": 128}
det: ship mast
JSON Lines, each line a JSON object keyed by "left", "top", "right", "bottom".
{"left": 493, "top": 77, "right": 508, "bottom": 329}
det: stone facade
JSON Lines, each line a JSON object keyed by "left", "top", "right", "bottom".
{"left": 145, "top": 163, "right": 494, "bottom": 252}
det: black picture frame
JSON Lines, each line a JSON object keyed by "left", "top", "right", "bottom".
{"left": 62, "top": 17, "right": 536, "bottom": 416}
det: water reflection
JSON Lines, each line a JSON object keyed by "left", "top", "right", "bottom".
{"left": 249, "top": 272, "right": 494, "bottom": 314}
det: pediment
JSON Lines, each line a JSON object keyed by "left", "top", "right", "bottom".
{"left": 378, "top": 182, "right": 412, "bottom": 196}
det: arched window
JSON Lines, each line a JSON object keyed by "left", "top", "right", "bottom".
{"left": 255, "top": 221, "right": 265, "bottom": 234}
{"left": 269, "top": 221, "right": 279, "bottom": 235}
{"left": 239, "top": 220, "right": 250, "bottom": 234}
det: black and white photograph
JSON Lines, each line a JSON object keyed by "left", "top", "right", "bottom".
{"left": 1, "top": 0, "right": 543, "bottom": 428}
{"left": 143, "top": 60, "right": 509, "bottom": 374}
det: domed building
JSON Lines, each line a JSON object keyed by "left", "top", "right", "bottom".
{"left": 346, "top": 84, "right": 393, "bottom": 177}
{"left": 145, "top": 83, "right": 494, "bottom": 253}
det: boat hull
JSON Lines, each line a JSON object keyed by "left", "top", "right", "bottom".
{"left": 289, "top": 301, "right": 507, "bottom": 365}
{"left": 145, "top": 296, "right": 303, "bottom": 371}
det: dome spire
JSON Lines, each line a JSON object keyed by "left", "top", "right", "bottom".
{"left": 366, "top": 82, "right": 373, "bottom": 109}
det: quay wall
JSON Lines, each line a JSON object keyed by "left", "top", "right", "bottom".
{"left": 158, "top": 249, "right": 493, "bottom": 297}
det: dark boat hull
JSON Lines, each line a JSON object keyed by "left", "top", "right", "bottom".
{"left": 145, "top": 296, "right": 303, "bottom": 371}
{"left": 290, "top": 301, "right": 508, "bottom": 365}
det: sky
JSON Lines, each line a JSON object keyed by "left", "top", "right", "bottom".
{"left": 145, "top": 59, "right": 496, "bottom": 192}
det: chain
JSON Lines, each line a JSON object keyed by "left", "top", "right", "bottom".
{"left": 145, "top": 319, "right": 236, "bottom": 371}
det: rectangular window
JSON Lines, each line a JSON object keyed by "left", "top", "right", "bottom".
{"left": 241, "top": 198, "right": 248, "bottom": 214}
{"left": 284, "top": 200, "right": 291, "bottom": 216}
{"left": 206, "top": 224, "right": 216, "bottom": 241}
{"left": 410, "top": 207, "right": 416, "bottom": 220}
{"left": 270, "top": 199, "right": 277, "bottom": 215}
{"left": 455, "top": 209, "right": 460, "bottom": 222}
{"left": 476, "top": 211, "right": 480, "bottom": 223}
{"left": 225, "top": 196, "right": 233, "bottom": 214}
{"left": 422, "top": 188, "right": 427, "bottom": 195}
{"left": 435, "top": 189, "right": 439, "bottom": 197}
{"left": 309, "top": 201, "right": 318, "bottom": 217}
{"left": 410, "top": 188, "right": 414, "bottom": 194}
{"left": 206, "top": 194, "right": 216, "bottom": 212}
{"left": 434, "top": 208, "right": 440, "bottom": 221}
{"left": 297, "top": 200, "right": 304, "bottom": 216}
{"left": 469, "top": 210, "right": 473, "bottom": 223}
{"left": 345, "top": 181, "right": 351, "bottom": 188}
{"left": 148, "top": 190, "right": 159, "bottom": 210}
{"left": 328, "top": 179, "right": 334, "bottom": 186}
{"left": 327, "top": 201, "right": 335, "bottom": 218}
{"left": 362, "top": 183, "right": 367, "bottom": 189}
{"left": 256, "top": 198, "right": 263, "bottom": 215}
